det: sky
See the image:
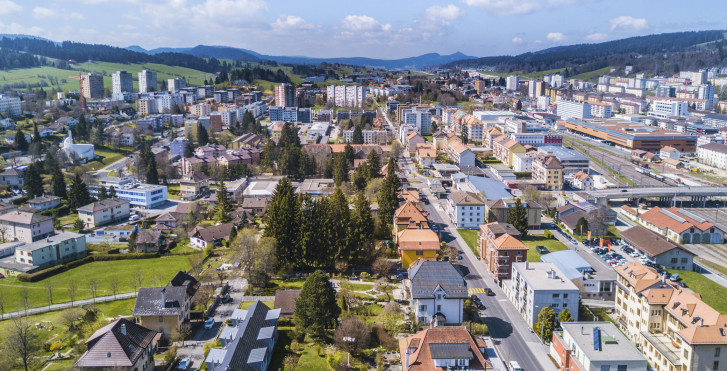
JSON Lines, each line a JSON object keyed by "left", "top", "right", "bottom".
{"left": 0, "top": 0, "right": 725, "bottom": 59}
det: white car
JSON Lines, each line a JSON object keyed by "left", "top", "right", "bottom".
{"left": 129, "top": 215, "right": 140, "bottom": 222}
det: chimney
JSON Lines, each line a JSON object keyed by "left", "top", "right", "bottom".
{"left": 160, "top": 288, "right": 166, "bottom": 309}
{"left": 120, "top": 323, "right": 126, "bottom": 335}
{"left": 405, "top": 347, "right": 411, "bottom": 369}
{"left": 700, "top": 319, "right": 704, "bottom": 327}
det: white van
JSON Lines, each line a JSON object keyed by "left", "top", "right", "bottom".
{"left": 129, "top": 214, "right": 140, "bottom": 222}
{"left": 509, "top": 361, "right": 523, "bottom": 371}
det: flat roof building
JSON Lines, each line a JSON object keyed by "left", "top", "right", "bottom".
{"left": 551, "top": 322, "right": 647, "bottom": 371}
{"left": 563, "top": 118, "right": 697, "bottom": 152}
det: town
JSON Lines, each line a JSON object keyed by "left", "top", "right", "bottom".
{"left": 0, "top": 7, "right": 726, "bottom": 371}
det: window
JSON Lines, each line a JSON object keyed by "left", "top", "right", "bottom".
{"left": 671, "top": 258, "right": 678, "bottom": 263}
{"left": 437, "top": 294, "right": 442, "bottom": 300}
{"left": 552, "top": 293, "right": 560, "bottom": 298}
{"left": 714, "top": 361, "right": 720, "bottom": 370}
{"left": 420, "top": 305, "right": 427, "bottom": 311}
{"left": 563, "top": 294, "right": 568, "bottom": 299}
{"left": 416, "top": 251, "right": 423, "bottom": 256}
{"left": 437, "top": 305, "right": 441, "bottom": 311}
{"left": 600, "top": 365, "right": 610, "bottom": 371}
{"left": 716, "top": 348, "right": 722, "bottom": 357}
{"left": 617, "top": 365, "right": 627, "bottom": 371}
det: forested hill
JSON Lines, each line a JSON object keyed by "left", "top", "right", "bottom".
{"left": 444, "top": 30, "right": 727, "bottom": 76}
{"left": 0, "top": 37, "right": 233, "bottom": 73}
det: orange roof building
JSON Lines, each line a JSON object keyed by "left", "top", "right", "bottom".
{"left": 479, "top": 222, "right": 527, "bottom": 282}
{"left": 635, "top": 206, "right": 724, "bottom": 244}
{"left": 399, "top": 327, "right": 491, "bottom": 370}
{"left": 397, "top": 228, "right": 440, "bottom": 269}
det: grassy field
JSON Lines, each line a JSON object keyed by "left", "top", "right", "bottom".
{"left": 296, "top": 346, "right": 333, "bottom": 370}
{"left": 521, "top": 235, "right": 569, "bottom": 262}
{"left": 0, "top": 61, "right": 212, "bottom": 91}
{"left": 0, "top": 255, "right": 197, "bottom": 313}
{"left": 239, "top": 301, "right": 274, "bottom": 310}
{"left": 457, "top": 229, "right": 480, "bottom": 258}
{"left": 570, "top": 66, "right": 617, "bottom": 82}
{"left": 667, "top": 269, "right": 727, "bottom": 313}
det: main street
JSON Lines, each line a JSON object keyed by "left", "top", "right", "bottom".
{"left": 399, "top": 154, "right": 554, "bottom": 371}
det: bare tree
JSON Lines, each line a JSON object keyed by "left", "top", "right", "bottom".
{"left": 59, "top": 308, "right": 83, "bottom": 331}
{"left": 372, "top": 257, "right": 395, "bottom": 277}
{"left": 232, "top": 229, "right": 276, "bottom": 289}
{"left": 1, "top": 316, "right": 42, "bottom": 371}
{"left": 333, "top": 317, "right": 371, "bottom": 356}
{"left": 110, "top": 278, "right": 120, "bottom": 299}
{"left": 45, "top": 281, "right": 55, "bottom": 309}
{"left": 89, "top": 280, "right": 98, "bottom": 305}
{"left": 21, "top": 288, "right": 30, "bottom": 314}
{"left": 0, "top": 288, "right": 4, "bottom": 319}
{"left": 68, "top": 280, "right": 77, "bottom": 307}
{"left": 153, "top": 272, "right": 163, "bottom": 286}
{"left": 0, "top": 223, "right": 10, "bottom": 243}
{"left": 134, "top": 270, "right": 144, "bottom": 292}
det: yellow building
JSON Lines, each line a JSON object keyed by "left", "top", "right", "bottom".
{"left": 133, "top": 286, "right": 190, "bottom": 340}
{"left": 397, "top": 228, "right": 439, "bottom": 268}
{"left": 532, "top": 153, "right": 563, "bottom": 190}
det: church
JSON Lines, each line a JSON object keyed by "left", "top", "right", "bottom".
{"left": 62, "top": 131, "right": 96, "bottom": 163}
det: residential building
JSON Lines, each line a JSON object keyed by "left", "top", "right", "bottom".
{"left": 557, "top": 100, "right": 592, "bottom": 120}
{"left": 550, "top": 322, "right": 648, "bottom": 371}
{"left": 273, "top": 290, "right": 301, "bottom": 318}
{"left": 399, "top": 327, "right": 490, "bottom": 370}
{"left": 25, "top": 195, "right": 61, "bottom": 212}
{"left": 485, "top": 198, "right": 542, "bottom": 230}
{"left": 168, "top": 77, "right": 186, "bottom": 92}
{"left": 512, "top": 152, "right": 535, "bottom": 172}
{"left": 241, "top": 197, "right": 269, "bottom": 216}
{"left": 541, "top": 250, "right": 615, "bottom": 300}
{"left": 268, "top": 106, "right": 311, "bottom": 123}
{"left": 405, "top": 131, "right": 426, "bottom": 152}
{"left": 135, "top": 230, "right": 164, "bottom": 253}
{"left": 630, "top": 206, "right": 723, "bottom": 244}
{"left": 170, "top": 137, "right": 189, "bottom": 158}
{"left": 274, "top": 83, "right": 296, "bottom": 107}
{"left": 588, "top": 101, "right": 613, "bottom": 118}
{"left": 402, "top": 107, "right": 433, "bottom": 135}
{"left": 697, "top": 142, "right": 727, "bottom": 170}
{"left": 445, "top": 135, "right": 476, "bottom": 167}
{"left": 492, "top": 136, "right": 526, "bottom": 168}
{"left": 659, "top": 146, "right": 680, "bottom": 160}
{"left": 0, "top": 211, "right": 53, "bottom": 242}
{"left": 0, "top": 95, "right": 22, "bottom": 117}
{"left": 189, "top": 222, "right": 236, "bottom": 249}
{"left": 0, "top": 167, "right": 24, "bottom": 188}
{"left": 111, "top": 70, "right": 133, "bottom": 94}
{"left": 505, "top": 262, "right": 580, "bottom": 325}
{"left": 74, "top": 319, "right": 158, "bottom": 371}
{"left": 89, "top": 177, "right": 168, "bottom": 209}
{"left": 190, "top": 103, "right": 212, "bottom": 117}
{"left": 509, "top": 133, "right": 563, "bottom": 147}
{"left": 446, "top": 191, "right": 485, "bottom": 229}
{"left": 407, "top": 260, "right": 468, "bottom": 325}
{"left": 138, "top": 70, "right": 157, "bottom": 93}
{"left": 137, "top": 98, "right": 156, "bottom": 116}
{"left": 342, "top": 128, "right": 391, "bottom": 144}
{"left": 204, "top": 301, "right": 280, "bottom": 371}
{"left": 326, "top": 85, "right": 367, "bottom": 107}
{"left": 620, "top": 225, "right": 695, "bottom": 270}
{"left": 537, "top": 146, "right": 590, "bottom": 174}
{"left": 13, "top": 232, "right": 85, "bottom": 270}
{"left": 532, "top": 153, "right": 563, "bottom": 190}
{"left": 571, "top": 170, "right": 594, "bottom": 191}
{"left": 463, "top": 115, "right": 485, "bottom": 142}
{"left": 77, "top": 199, "right": 131, "bottom": 229}
{"left": 506, "top": 75, "right": 519, "bottom": 91}
{"left": 614, "top": 262, "right": 727, "bottom": 371}
{"left": 179, "top": 171, "right": 210, "bottom": 201}
{"left": 81, "top": 73, "right": 104, "bottom": 99}
{"left": 416, "top": 144, "right": 436, "bottom": 168}
{"left": 133, "top": 286, "right": 190, "bottom": 339}
{"left": 479, "top": 222, "right": 527, "bottom": 282}
{"left": 648, "top": 100, "right": 689, "bottom": 119}
{"left": 397, "top": 228, "right": 440, "bottom": 269}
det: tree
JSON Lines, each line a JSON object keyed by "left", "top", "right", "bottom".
{"left": 334, "top": 317, "right": 371, "bottom": 356}
{"left": 89, "top": 280, "right": 99, "bottom": 305}
{"left": 264, "top": 178, "right": 300, "bottom": 268}
{"left": 23, "top": 163, "right": 43, "bottom": 198}
{"left": 260, "top": 139, "right": 276, "bottom": 170}
{"left": 45, "top": 281, "right": 54, "bottom": 308}
{"left": 349, "top": 192, "right": 374, "bottom": 265}
{"left": 0, "top": 288, "right": 4, "bottom": 319}
{"left": 575, "top": 217, "right": 589, "bottom": 236}
{"left": 73, "top": 218, "right": 84, "bottom": 232}
{"left": 377, "top": 157, "right": 400, "bottom": 228}
{"left": 506, "top": 198, "right": 529, "bottom": 237}
{"left": 366, "top": 149, "right": 381, "bottom": 177}
{"left": 98, "top": 185, "right": 108, "bottom": 200}
{"left": 558, "top": 308, "right": 573, "bottom": 325}
{"left": 15, "top": 130, "right": 28, "bottom": 152}
{"left": 234, "top": 229, "right": 277, "bottom": 289}
{"left": 184, "top": 140, "right": 195, "bottom": 158}
{"left": 533, "top": 306, "right": 556, "bottom": 343}
{"left": 328, "top": 188, "right": 351, "bottom": 265}
{"left": 134, "top": 270, "right": 144, "bottom": 292}
{"left": 352, "top": 125, "right": 364, "bottom": 144}
{"left": 343, "top": 142, "right": 355, "bottom": 167}
{"left": 352, "top": 161, "right": 369, "bottom": 190}
{"left": 294, "top": 270, "right": 340, "bottom": 341}
{"left": 461, "top": 124, "right": 469, "bottom": 144}
{"left": 214, "top": 181, "right": 233, "bottom": 223}
{"left": 68, "top": 173, "right": 90, "bottom": 210}
{"left": 516, "top": 100, "right": 523, "bottom": 111}
{"left": 372, "top": 257, "right": 395, "bottom": 277}
{"left": 108, "top": 185, "right": 116, "bottom": 199}
{"left": 128, "top": 230, "right": 138, "bottom": 251}
{"left": 32, "top": 122, "right": 41, "bottom": 143}
{"left": 196, "top": 122, "right": 209, "bottom": 145}
{"left": 51, "top": 165, "right": 67, "bottom": 199}
{"left": 110, "top": 278, "right": 120, "bottom": 299}
{"left": 67, "top": 280, "right": 77, "bottom": 307}
{"left": 333, "top": 153, "right": 349, "bottom": 186}
{"left": 1, "top": 317, "right": 42, "bottom": 371}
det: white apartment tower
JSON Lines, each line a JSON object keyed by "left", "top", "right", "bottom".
{"left": 112, "top": 71, "right": 133, "bottom": 94}
{"left": 168, "top": 78, "right": 187, "bottom": 92}
{"left": 506, "top": 76, "right": 519, "bottom": 91}
{"left": 138, "top": 70, "right": 157, "bottom": 93}
{"left": 326, "top": 85, "right": 367, "bottom": 107}
{"left": 557, "top": 100, "right": 592, "bottom": 120}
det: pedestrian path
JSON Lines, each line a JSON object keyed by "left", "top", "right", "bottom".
{"left": 468, "top": 287, "right": 488, "bottom": 294}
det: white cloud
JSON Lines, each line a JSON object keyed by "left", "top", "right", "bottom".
{"left": 546, "top": 32, "right": 566, "bottom": 42}
{"left": 143, "top": 0, "right": 267, "bottom": 29}
{"left": 117, "top": 24, "right": 136, "bottom": 30}
{"left": 272, "top": 15, "right": 314, "bottom": 30}
{"left": 32, "top": 7, "right": 57, "bottom": 19}
{"left": 340, "top": 15, "right": 391, "bottom": 32}
{"left": 511, "top": 37, "right": 523, "bottom": 44}
{"left": 190, "top": 0, "right": 267, "bottom": 21}
{"left": 609, "top": 16, "right": 648, "bottom": 32}
{"left": 426, "top": 4, "right": 464, "bottom": 20}
{"left": 70, "top": 12, "right": 84, "bottom": 20}
{"left": 0, "top": 0, "right": 22, "bottom": 15}
{"left": 585, "top": 32, "right": 608, "bottom": 42}
{"left": 462, "top": 0, "right": 540, "bottom": 16}
{"left": 0, "top": 22, "right": 44, "bottom": 36}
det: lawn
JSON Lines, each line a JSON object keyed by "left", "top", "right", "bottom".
{"left": 58, "top": 213, "right": 79, "bottom": 227}
{"left": 239, "top": 301, "right": 274, "bottom": 310}
{"left": 0, "top": 255, "right": 198, "bottom": 313}
{"left": 521, "top": 235, "right": 569, "bottom": 262}
{"left": 457, "top": 229, "right": 480, "bottom": 258}
{"left": 296, "top": 346, "right": 333, "bottom": 370}
{"left": 696, "top": 258, "right": 727, "bottom": 278}
{"left": 667, "top": 269, "right": 727, "bottom": 313}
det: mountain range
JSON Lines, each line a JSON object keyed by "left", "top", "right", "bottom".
{"left": 125, "top": 44, "right": 474, "bottom": 70}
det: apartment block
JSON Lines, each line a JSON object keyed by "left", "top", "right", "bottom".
{"left": 138, "top": 70, "right": 157, "bottom": 93}
{"left": 82, "top": 73, "right": 104, "bottom": 99}
{"left": 112, "top": 71, "right": 133, "bottom": 94}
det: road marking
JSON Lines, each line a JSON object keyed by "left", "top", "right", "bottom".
{"left": 468, "top": 288, "right": 486, "bottom": 294}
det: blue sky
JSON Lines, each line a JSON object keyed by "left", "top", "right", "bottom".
{"left": 1, "top": 0, "right": 725, "bottom": 59}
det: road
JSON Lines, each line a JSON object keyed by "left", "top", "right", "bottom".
{"left": 399, "top": 155, "right": 554, "bottom": 371}
{"left": 2, "top": 292, "right": 137, "bottom": 320}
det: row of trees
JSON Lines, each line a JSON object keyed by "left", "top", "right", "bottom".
{"left": 263, "top": 178, "right": 376, "bottom": 271}
{"left": 260, "top": 123, "right": 316, "bottom": 179}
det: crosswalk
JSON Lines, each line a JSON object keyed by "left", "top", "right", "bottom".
{"left": 468, "top": 288, "right": 488, "bottom": 294}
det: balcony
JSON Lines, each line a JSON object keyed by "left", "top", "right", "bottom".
{"left": 640, "top": 331, "right": 682, "bottom": 367}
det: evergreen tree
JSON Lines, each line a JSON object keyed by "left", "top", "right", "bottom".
{"left": 15, "top": 130, "right": 28, "bottom": 152}
{"left": 32, "top": 122, "right": 41, "bottom": 143}
{"left": 507, "top": 198, "right": 529, "bottom": 237}
{"left": 260, "top": 140, "right": 276, "bottom": 170}
{"left": 294, "top": 270, "right": 340, "bottom": 341}
{"left": 264, "top": 178, "right": 300, "bottom": 268}
{"left": 299, "top": 197, "right": 331, "bottom": 268}
{"left": 74, "top": 218, "right": 84, "bottom": 232}
{"left": 533, "top": 306, "right": 556, "bottom": 343}
{"left": 350, "top": 192, "right": 374, "bottom": 265}
{"left": 51, "top": 165, "right": 67, "bottom": 199}
{"left": 241, "top": 110, "right": 255, "bottom": 134}
{"left": 128, "top": 230, "right": 137, "bottom": 251}
{"left": 68, "top": 173, "right": 90, "bottom": 210}
{"left": 516, "top": 100, "right": 523, "bottom": 111}
{"left": 366, "top": 149, "right": 381, "bottom": 178}
{"left": 145, "top": 151, "right": 159, "bottom": 185}
{"left": 352, "top": 161, "right": 369, "bottom": 191}
{"left": 184, "top": 141, "right": 195, "bottom": 158}
{"left": 24, "top": 163, "right": 43, "bottom": 198}
{"left": 575, "top": 217, "right": 589, "bottom": 236}
{"left": 108, "top": 185, "right": 116, "bottom": 199}
{"left": 333, "top": 153, "right": 349, "bottom": 186}
{"left": 343, "top": 142, "right": 355, "bottom": 167}
{"left": 352, "top": 125, "right": 364, "bottom": 144}
{"left": 93, "top": 123, "right": 104, "bottom": 146}
{"left": 98, "top": 185, "right": 108, "bottom": 201}
{"left": 328, "top": 188, "right": 351, "bottom": 264}
{"left": 196, "top": 122, "right": 209, "bottom": 146}
{"left": 214, "top": 181, "right": 233, "bottom": 223}
{"left": 278, "top": 123, "right": 300, "bottom": 149}
{"left": 377, "top": 157, "right": 400, "bottom": 227}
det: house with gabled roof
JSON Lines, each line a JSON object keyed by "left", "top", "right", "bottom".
{"left": 393, "top": 200, "right": 429, "bottom": 240}
{"left": 133, "top": 286, "right": 190, "bottom": 339}
{"left": 189, "top": 222, "right": 236, "bottom": 249}
{"left": 407, "top": 260, "right": 468, "bottom": 325}
{"left": 74, "top": 318, "right": 158, "bottom": 371}
{"left": 399, "top": 327, "right": 490, "bottom": 370}
{"left": 479, "top": 222, "right": 527, "bottom": 283}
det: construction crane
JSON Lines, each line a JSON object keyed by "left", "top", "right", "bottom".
{"left": 68, "top": 72, "right": 87, "bottom": 112}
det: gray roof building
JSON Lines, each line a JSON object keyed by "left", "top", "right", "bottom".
{"left": 74, "top": 318, "right": 158, "bottom": 369}
{"left": 133, "top": 286, "right": 188, "bottom": 317}
{"left": 408, "top": 260, "right": 468, "bottom": 300}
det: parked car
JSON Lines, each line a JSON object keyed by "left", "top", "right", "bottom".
{"left": 129, "top": 214, "right": 140, "bottom": 222}
{"left": 485, "top": 288, "right": 495, "bottom": 296}
{"left": 204, "top": 318, "right": 214, "bottom": 329}
{"left": 395, "top": 272, "right": 408, "bottom": 280}
{"left": 178, "top": 357, "right": 191, "bottom": 370}
{"left": 670, "top": 273, "right": 680, "bottom": 282}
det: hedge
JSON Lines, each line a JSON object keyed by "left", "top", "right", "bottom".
{"left": 12, "top": 196, "right": 29, "bottom": 205}
{"left": 39, "top": 204, "right": 70, "bottom": 217}
{"left": 17, "top": 252, "right": 159, "bottom": 282}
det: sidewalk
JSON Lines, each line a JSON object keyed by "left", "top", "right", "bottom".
{"left": 2, "top": 292, "right": 137, "bottom": 320}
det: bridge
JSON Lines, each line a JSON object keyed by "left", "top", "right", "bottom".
{"left": 589, "top": 186, "right": 727, "bottom": 205}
